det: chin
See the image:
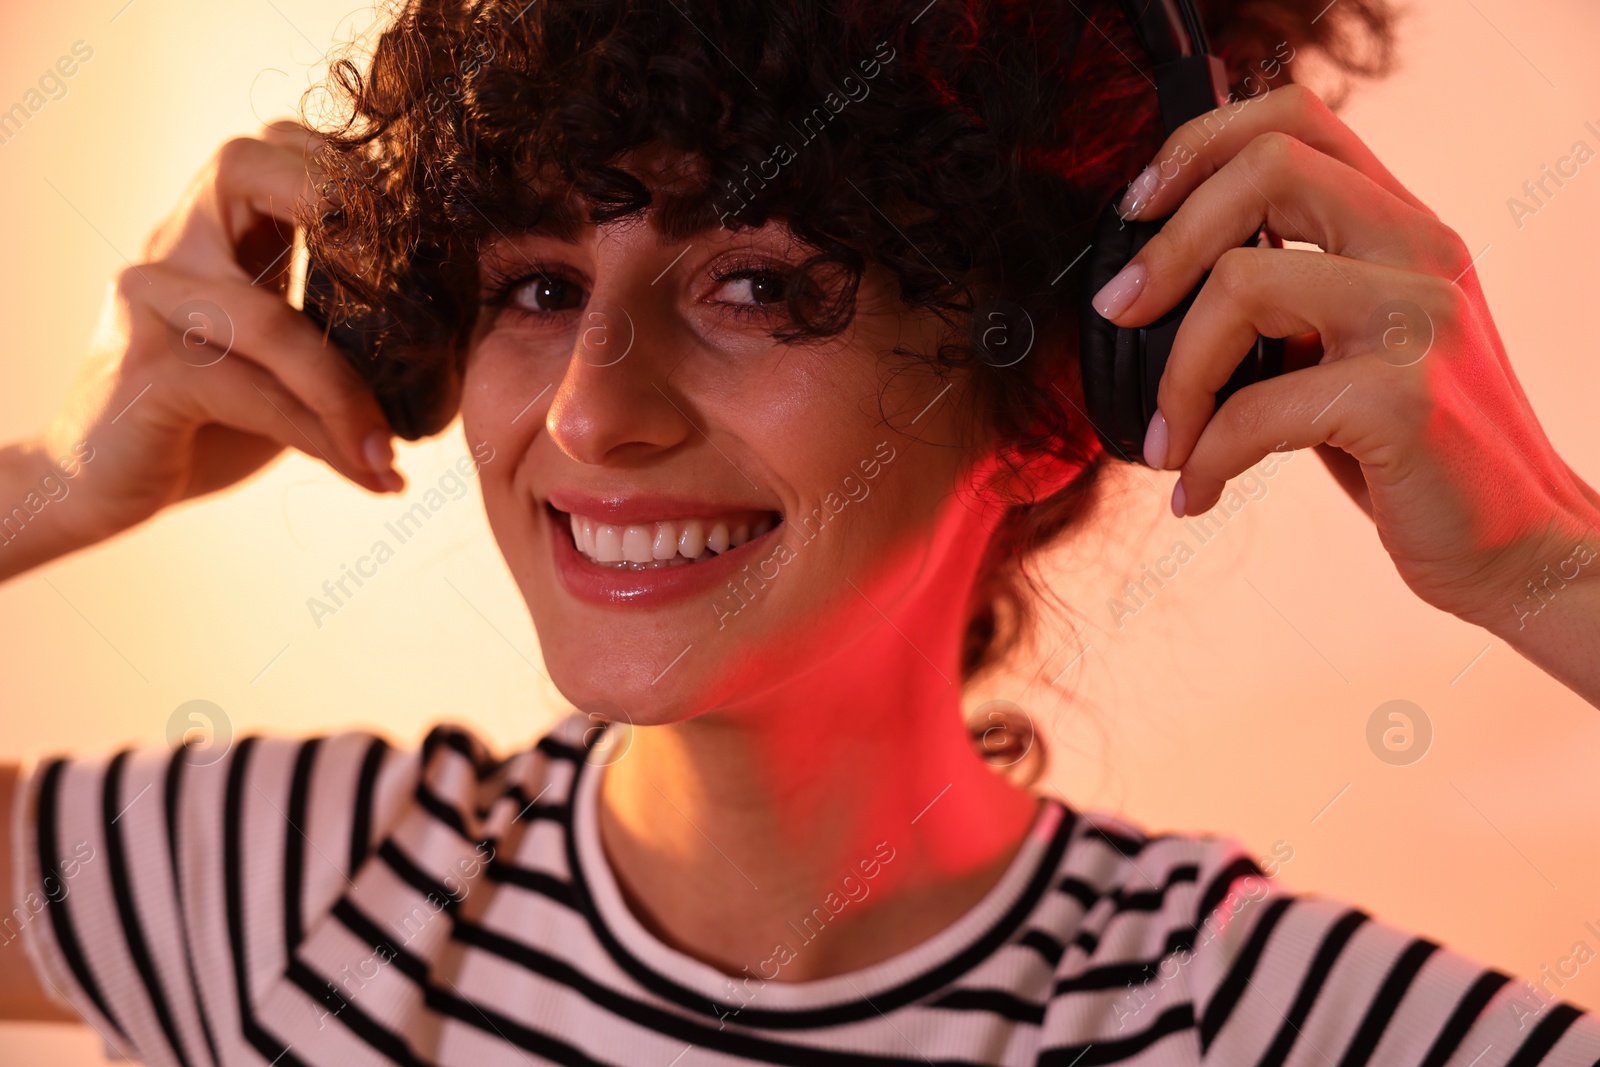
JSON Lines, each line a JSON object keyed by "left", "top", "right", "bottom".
{"left": 503, "top": 498, "right": 809, "bottom": 727}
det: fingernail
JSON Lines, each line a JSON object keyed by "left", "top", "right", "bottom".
{"left": 1117, "top": 166, "right": 1159, "bottom": 219}
{"left": 1170, "top": 478, "right": 1186, "bottom": 518}
{"left": 362, "top": 428, "right": 394, "bottom": 473}
{"left": 1143, "top": 408, "right": 1169, "bottom": 470}
{"left": 1092, "top": 261, "right": 1145, "bottom": 319}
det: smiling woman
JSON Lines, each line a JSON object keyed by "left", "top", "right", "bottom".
{"left": 5, "top": 0, "right": 1600, "bottom": 1065}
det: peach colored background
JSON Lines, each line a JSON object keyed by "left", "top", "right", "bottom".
{"left": 3, "top": 0, "right": 1599, "bottom": 1061}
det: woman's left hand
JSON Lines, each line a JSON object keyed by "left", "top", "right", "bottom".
{"left": 1090, "top": 83, "right": 1600, "bottom": 698}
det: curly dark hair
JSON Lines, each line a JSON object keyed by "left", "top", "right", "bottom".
{"left": 302, "top": 0, "right": 1397, "bottom": 702}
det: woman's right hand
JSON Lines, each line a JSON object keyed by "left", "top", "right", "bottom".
{"left": 34, "top": 120, "right": 404, "bottom": 555}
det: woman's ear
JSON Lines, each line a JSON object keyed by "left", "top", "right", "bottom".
{"left": 964, "top": 439, "right": 1098, "bottom": 515}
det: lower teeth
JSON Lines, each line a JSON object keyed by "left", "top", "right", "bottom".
{"left": 583, "top": 552, "right": 716, "bottom": 569}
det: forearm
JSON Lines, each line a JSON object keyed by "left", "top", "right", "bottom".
{"left": 0, "top": 439, "right": 98, "bottom": 585}
{"left": 1481, "top": 528, "right": 1600, "bottom": 709}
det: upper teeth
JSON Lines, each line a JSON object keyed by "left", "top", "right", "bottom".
{"left": 568, "top": 514, "right": 775, "bottom": 565}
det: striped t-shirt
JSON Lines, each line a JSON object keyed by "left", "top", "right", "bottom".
{"left": 11, "top": 711, "right": 1600, "bottom": 1066}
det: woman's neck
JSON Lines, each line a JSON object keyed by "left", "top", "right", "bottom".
{"left": 595, "top": 501, "right": 1043, "bottom": 983}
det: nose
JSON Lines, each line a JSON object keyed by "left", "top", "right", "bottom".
{"left": 544, "top": 297, "right": 695, "bottom": 465}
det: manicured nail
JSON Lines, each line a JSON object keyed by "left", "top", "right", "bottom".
{"left": 362, "top": 428, "right": 394, "bottom": 473}
{"left": 1117, "top": 166, "right": 1159, "bottom": 219}
{"left": 1143, "top": 408, "right": 1169, "bottom": 470}
{"left": 1092, "top": 262, "right": 1145, "bottom": 319}
{"left": 1170, "top": 478, "right": 1186, "bottom": 518}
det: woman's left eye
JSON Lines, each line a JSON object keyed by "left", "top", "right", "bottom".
{"left": 711, "top": 269, "right": 788, "bottom": 310}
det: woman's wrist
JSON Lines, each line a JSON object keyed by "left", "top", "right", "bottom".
{"left": 1472, "top": 510, "right": 1600, "bottom": 708}
{"left": 0, "top": 438, "right": 102, "bottom": 584}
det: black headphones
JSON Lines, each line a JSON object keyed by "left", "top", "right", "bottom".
{"left": 1077, "top": 0, "right": 1285, "bottom": 465}
{"left": 294, "top": 248, "right": 459, "bottom": 442}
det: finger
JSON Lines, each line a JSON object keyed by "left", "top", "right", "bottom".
{"left": 212, "top": 134, "right": 329, "bottom": 244}
{"left": 131, "top": 260, "right": 399, "bottom": 486}
{"left": 148, "top": 134, "right": 327, "bottom": 275}
{"left": 1090, "top": 133, "right": 1470, "bottom": 325}
{"left": 1169, "top": 358, "right": 1390, "bottom": 517}
{"left": 157, "top": 338, "right": 389, "bottom": 493}
{"left": 1153, "top": 247, "right": 1457, "bottom": 469}
{"left": 261, "top": 117, "right": 326, "bottom": 153}
{"left": 1117, "top": 83, "right": 1430, "bottom": 222}
{"left": 259, "top": 118, "right": 334, "bottom": 219}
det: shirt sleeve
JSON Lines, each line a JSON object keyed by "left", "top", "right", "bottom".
{"left": 10, "top": 732, "right": 417, "bottom": 1067}
{"left": 1187, "top": 842, "right": 1600, "bottom": 1067}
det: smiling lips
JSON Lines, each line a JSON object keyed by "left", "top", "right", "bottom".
{"left": 564, "top": 510, "right": 779, "bottom": 569}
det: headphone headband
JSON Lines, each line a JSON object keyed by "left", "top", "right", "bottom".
{"left": 1077, "top": 0, "right": 1284, "bottom": 467}
{"left": 1114, "top": 0, "right": 1229, "bottom": 132}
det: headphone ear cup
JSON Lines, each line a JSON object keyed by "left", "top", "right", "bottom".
{"left": 300, "top": 261, "right": 460, "bottom": 440}
{"left": 1079, "top": 204, "right": 1160, "bottom": 464}
{"left": 1079, "top": 207, "right": 1288, "bottom": 466}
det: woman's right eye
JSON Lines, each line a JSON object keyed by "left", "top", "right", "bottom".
{"left": 505, "top": 274, "right": 588, "bottom": 314}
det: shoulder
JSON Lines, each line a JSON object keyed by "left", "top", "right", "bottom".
{"left": 1031, "top": 804, "right": 1600, "bottom": 1066}
{"left": 1028, "top": 804, "right": 1270, "bottom": 978}
{"left": 12, "top": 711, "right": 590, "bottom": 1066}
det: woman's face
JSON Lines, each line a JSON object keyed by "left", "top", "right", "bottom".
{"left": 460, "top": 180, "right": 998, "bottom": 724}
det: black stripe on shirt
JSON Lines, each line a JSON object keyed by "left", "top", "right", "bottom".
{"left": 1018, "top": 928, "right": 1065, "bottom": 968}
{"left": 428, "top": 724, "right": 582, "bottom": 782}
{"left": 1335, "top": 937, "right": 1439, "bottom": 1067}
{"left": 1057, "top": 876, "right": 1100, "bottom": 912}
{"left": 1199, "top": 895, "right": 1296, "bottom": 1051}
{"left": 536, "top": 734, "right": 589, "bottom": 765}
{"left": 503, "top": 782, "right": 566, "bottom": 825}
{"left": 36, "top": 758, "right": 129, "bottom": 1046}
{"left": 164, "top": 749, "right": 223, "bottom": 1067}
{"left": 414, "top": 779, "right": 477, "bottom": 841}
{"left": 104, "top": 749, "right": 194, "bottom": 1067}
{"left": 1010, "top": 916, "right": 1115, "bottom": 971}
{"left": 1192, "top": 855, "right": 1265, "bottom": 936}
{"left": 348, "top": 736, "right": 389, "bottom": 877}
{"left": 378, "top": 839, "right": 476, "bottom": 913}
{"left": 1255, "top": 908, "right": 1370, "bottom": 1067}
{"left": 926, "top": 987, "right": 1045, "bottom": 1024}
{"left": 422, "top": 726, "right": 496, "bottom": 778}
{"left": 1083, "top": 826, "right": 1150, "bottom": 858}
{"left": 285, "top": 955, "right": 432, "bottom": 1067}
{"left": 1052, "top": 920, "right": 1201, "bottom": 997}
{"left": 1055, "top": 854, "right": 1210, "bottom": 928}
{"left": 1417, "top": 969, "right": 1510, "bottom": 1067}
{"left": 485, "top": 856, "right": 579, "bottom": 909}
{"left": 1506, "top": 1002, "right": 1586, "bottom": 1067}
{"left": 1037, "top": 1001, "right": 1195, "bottom": 1065}
{"left": 224, "top": 737, "right": 312, "bottom": 1067}
{"left": 1111, "top": 864, "right": 1199, "bottom": 913}
{"left": 283, "top": 737, "right": 322, "bottom": 954}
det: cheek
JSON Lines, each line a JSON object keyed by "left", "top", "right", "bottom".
{"left": 458, "top": 343, "right": 558, "bottom": 583}
{"left": 462, "top": 340, "right": 549, "bottom": 476}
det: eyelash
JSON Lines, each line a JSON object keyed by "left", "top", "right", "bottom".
{"left": 479, "top": 256, "right": 792, "bottom": 323}
{"left": 708, "top": 256, "right": 791, "bottom": 320}
{"left": 480, "top": 261, "right": 583, "bottom": 319}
